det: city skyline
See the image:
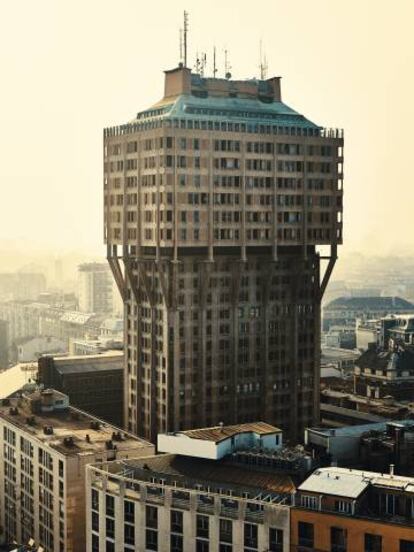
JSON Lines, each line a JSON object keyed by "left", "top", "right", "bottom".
{"left": 0, "top": 0, "right": 413, "bottom": 258}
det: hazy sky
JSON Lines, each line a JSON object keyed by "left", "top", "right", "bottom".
{"left": 1, "top": 0, "right": 413, "bottom": 257}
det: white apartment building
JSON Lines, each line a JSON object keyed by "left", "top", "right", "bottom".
{"left": 0, "top": 389, "right": 154, "bottom": 552}
{"left": 86, "top": 423, "right": 291, "bottom": 552}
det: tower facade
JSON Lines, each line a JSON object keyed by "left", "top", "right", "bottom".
{"left": 104, "top": 67, "right": 343, "bottom": 442}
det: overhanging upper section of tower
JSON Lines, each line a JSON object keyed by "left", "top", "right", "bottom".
{"left": 103, "top": 65, "right": 343, "bottom": 254}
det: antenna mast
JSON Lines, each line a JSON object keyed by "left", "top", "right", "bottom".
{"left": 183, "top": 11, "right": 189, "bottom": 67}
{"left": 224, "top": 49, "right": 232, "bottom": 79}
{"left": 259, "top": 40, "right": 268, "bottom": 80}
{"left": 213, "top": 46, "right": 217, "bottom": 78}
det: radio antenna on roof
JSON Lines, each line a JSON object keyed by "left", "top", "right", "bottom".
{"left": 213, "top": 46, "right": 217, "bottom": 78}
{"left": 259, "top": 39, "right": 268, "bottom": 80}
{"left": 224, "top": 48, "right": 232, "bottom": 79}
{"left": 183, "top": 11, "right": 189, "bottom": 67}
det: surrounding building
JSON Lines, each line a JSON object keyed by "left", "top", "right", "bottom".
{"left": 0, "top": 300, "right": 105, "bottom": 355}
{"left": 68, "top": 336, "right": 123, "bottom": 356}
{"left": 86, "top": 422, "right": 293, "bottom": 552}
{"left": 0, "top": 320, "right": 8, "bottom": 369}
{"left": 0, "top": 273, "right": 46, "bottom": 302}
{"left": 78, "top": 262, "right": 114, "bottom": 314}
{"left": 321, "top": 346, "right": 360, "bottom": 377}
{"left": 104, "top": 64, "right": 343, "bottom": 442}
{"left": 12, "top": 336, "right": 67, "bottom": 363}
{"left": 323, "top": 296, "right": 414, "bottom": 331}
{"left": 0, "top": 389, "right": 154, "bottom": 552}
{"left": 291, "top": 466, "right": 414, "bottom": 551}
{"left": 38, "top": 352, "right": 124, "bottom": 426}
{"left": 305, "top": 420, "right": 414, "bottom": 473}
{"left": 324, "top": 325, "right": 356, "bottom": 349}
{"left": 356, "top": 318, "right": 379, "bottom": 351}
{"left": 354, "top": 315, "right": 414, "bottom": 400}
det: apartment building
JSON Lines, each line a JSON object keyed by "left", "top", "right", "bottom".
{"left": 78, "top": 263, "right": 114, "bottom": 315}
{"left": 291, "top": 466, "right": 414, "bottom": 551}
{"left": 104, "top": 64, "right": 344, "bottom": 442}
{"left": 0, "top": 389, "right": 154, "bottom": 552}
{"left": 86, "top": 422, "right": 292, "bottom": 552}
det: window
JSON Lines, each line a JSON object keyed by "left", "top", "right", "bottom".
{"left": 196, "top": 540, "right": 209, "bottom": 552}
{"left": 171, "top": 510, "right": 183, "bottom": 534}
{"left": 269, "top": 528, "right": 283, "bottom": 552}
{"left": 220, "top": 546, "right": 232, "bottom": 552}
{"left": 92, "top": 489, "right": 99, "bottom": 511}
{"left": 401, "top": 541, "right": 414, "bottom": 552}
{"left": 92, "top": 511, "right": 99, "bottom": 532}
{"left": 171, "top": 534, "right": 183, "bottom": 552}
{"left": 334, "top": 500, "right": 351, "bottom": 514}
{"left": 244, "top": 523, "right": 258, "bottom": 549}
{"left": 124, "top": 500, "right": 134, "bottom": 523}
{"left": 146, "top": 529, "right": 158, "bottom": 551}
{"left": 106, "top": 518, "right": 115, "bottom": 539}
{"left": 331, "top": 527, "right": 347, "bottom": 552}
{"left": 146, "top": 505, "right": 158, "bottom": 529}
{"left": 220, "top": 519, "right": 232, "bottom": 543}
{"left": 92, "top": 534, "right": 99, "bottom": 552}
{"left": 124, "top": 524, "right": 134, "bottom": 546}
{"left": 197, "top": 515, "right": 209, "bottom": 539}
{"left": 106, "top": 495, "right": 114, "bottom": 517}
{"left": 365, "top": 534, "right": 382, "bottom": 552}
{"left": 106, "top": 541, "right": 115, "bottom": 552}
{"left": 298, "top": 522, "right": 314, "bottom": 549}
{"left": 301, "top": 495, "right": 318, "bottom": 510}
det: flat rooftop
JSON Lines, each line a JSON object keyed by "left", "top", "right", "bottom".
{"left": 299, "top": 467, "right": 414, "bottom": 499}
{"left": 100, "top": 453, "right": 294, "bottom": 497}
{"left": 0, "top": 392, "right": 150, "bottom": 456}
{"left": 51, "top": 351, "right": 123, "bottom": 374}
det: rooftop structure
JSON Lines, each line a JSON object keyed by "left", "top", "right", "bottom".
{"left": 104, "top": 63, "right": 343, "bottom": 442}
{"left": 158, "top": 421, "right": 282, "bottom": 460}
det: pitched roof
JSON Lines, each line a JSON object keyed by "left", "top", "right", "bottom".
{"left": 179, "top": 421, "right": 280, "bottom": 443}
{"left": 325, "top": 296, "right": 414, "bottom": 311}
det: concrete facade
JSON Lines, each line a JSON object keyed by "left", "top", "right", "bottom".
{"left": 0, "top": 390, "right": 154, "bottom": 552}
{"left": 104, "top": 66, "right": 343, "bottom": 443}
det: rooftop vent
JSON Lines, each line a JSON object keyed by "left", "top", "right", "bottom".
{"left": 63, "top": 436, "right": 74, "bottom": 447}
{"left": 43, "top": 426, "right": 53, "bottom": 435}
{"left": 90, "top": 421, "right": 101, "bottom": 430}
{"left": 26, "top": 416, "right": 36, "bottom": 426}
{"left": 9, "top": 407, "right": 18, "bottom": 415}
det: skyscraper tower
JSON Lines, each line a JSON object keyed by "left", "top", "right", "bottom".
{"left": 104, "top": 65, "right": 343, "bottom": 442}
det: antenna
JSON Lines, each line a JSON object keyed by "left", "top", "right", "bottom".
{"left": 224, "top": 49, "right": 232, "bottom": 80}
{"left": 213, "top": 46, "right": 217, "bottom": 78}
{"left": 183, "top": 11, "right": 189, "bottom": 67}
{"left": 179, "top": 28, "right": 183, "bottom": 65}
{"left": 259, "top": 40, "right": 268, "bottom": 80}
{"left": 200, "top": 53, "right": 207, "bottom": 77}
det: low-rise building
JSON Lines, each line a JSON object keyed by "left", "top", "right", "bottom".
{"left": 38, "top": 352, "right": 124, "bottom": 426}
{"left": 355, "top": 315, "right": 414, "bottom": 400}
{"left": 291, "top": 466, "right": 414, "bottom": 551}
{"left": 0, "top": 389, "right": 154, "bottom": 552}
{"left": 86, "top": 422, "right": 293, "bottom": 551}
{"left": 13, "top": 336, "right": 67, "bottom": 363}
{"left": 323, "top": 296, "right": 414, "bottom": 331}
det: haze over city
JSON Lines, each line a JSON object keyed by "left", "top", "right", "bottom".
{"left": 1, "top": 0, "right": 413, "bottom": 263}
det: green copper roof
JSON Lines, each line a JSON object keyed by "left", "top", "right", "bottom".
{"left": 135, "top": 94, "right": 319, "bottom": 129}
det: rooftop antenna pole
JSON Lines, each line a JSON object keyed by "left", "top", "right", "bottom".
{"left": 224, "top": 48, "right": 232, "bottom": 79}
{"left": 200, "top": 53, "right": 207, "bottom": 77}
{"left": 183, "top": 10, "right": 189, "bottom": 67}
{"left": 213, "top": 46, "right": 217, "bottom": 78}
{"left": 259, "top": 39, "right": 268, "bottom": 80}
{"left": 179, "top": 28, "right": 183, "bottom": 65}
